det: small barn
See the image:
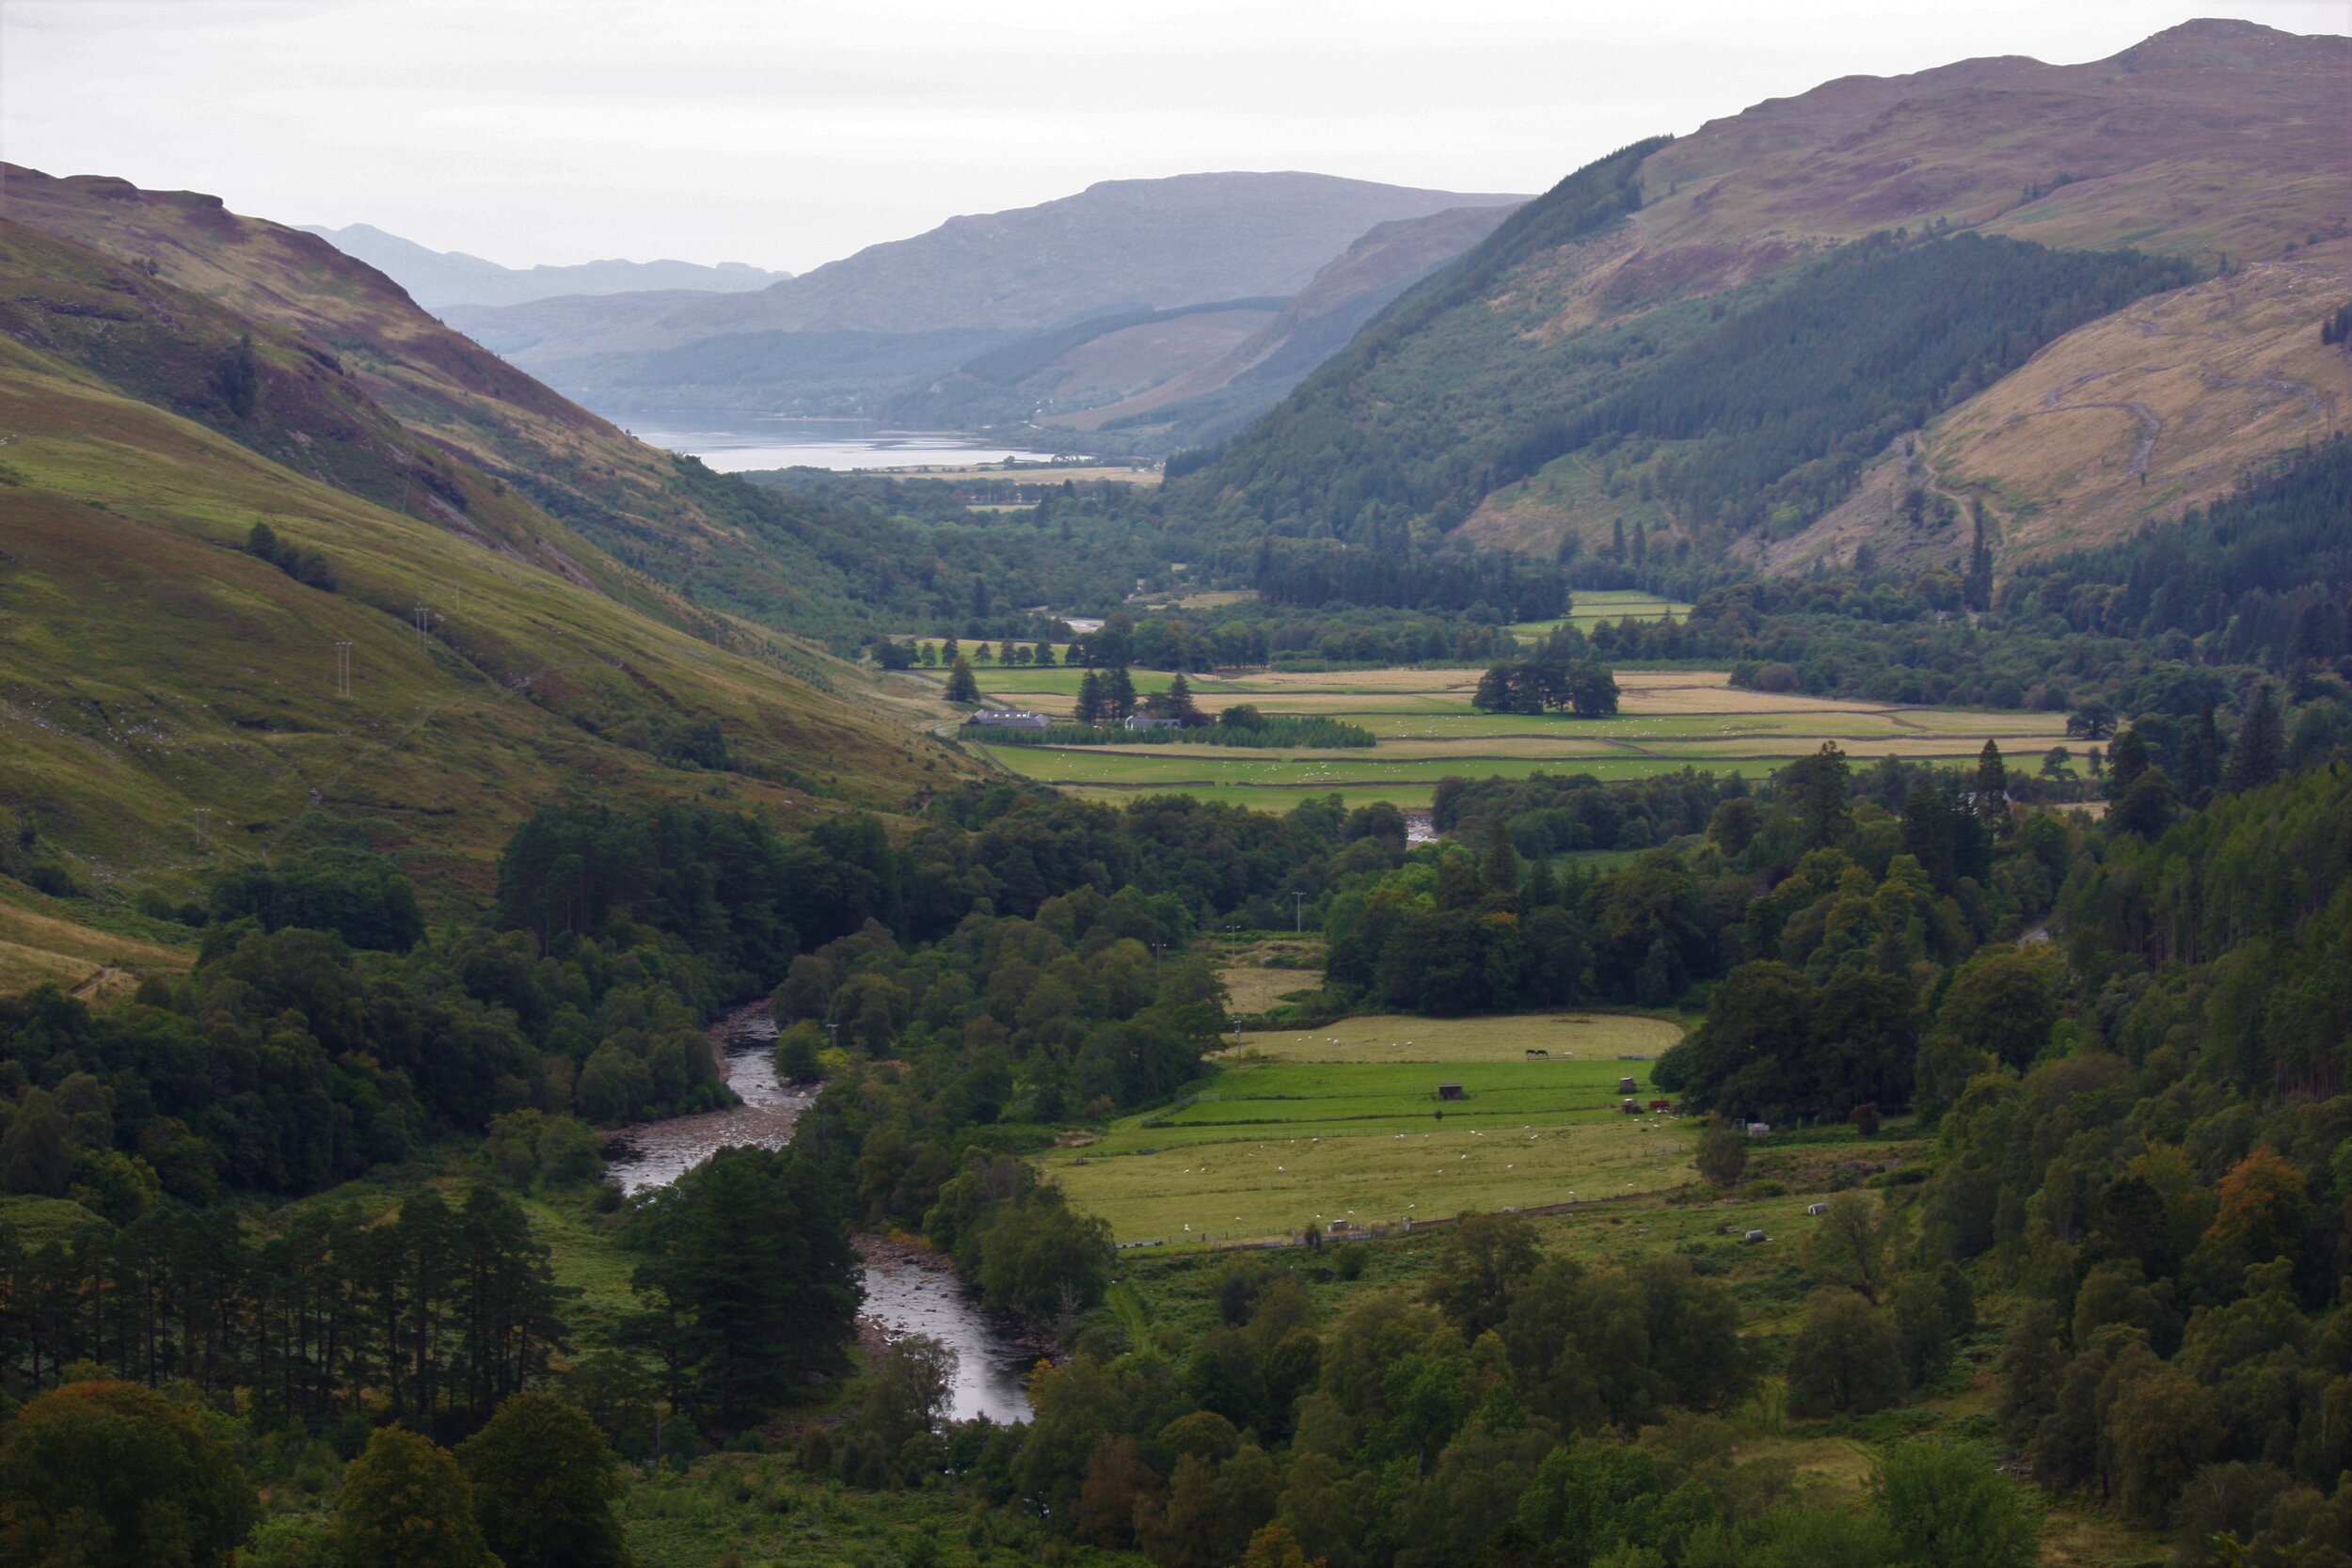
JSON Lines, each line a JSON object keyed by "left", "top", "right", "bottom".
{"left": 1617, "top": 1076, "right": 1639, "bottom": 1094}
{"left": 1438, "top": 1083, "right": 1466, "bottom": 1101}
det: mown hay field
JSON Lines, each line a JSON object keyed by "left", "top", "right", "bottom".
{"left": 935, "top": 659, "right": 2071, "bottom": 811}
{"left": 1235, "top": 1011, "right": 1683, "bottom": 1062}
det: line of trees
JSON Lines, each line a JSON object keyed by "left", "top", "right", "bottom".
{"left": 0, "top": 1186, "right": 563, "bottom": 1433}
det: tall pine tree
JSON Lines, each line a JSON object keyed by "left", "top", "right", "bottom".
{"left": 1963, "top": 499, "right": 1995, "bottom": 612}
{"left": 2223, "top": 683, "right": 2283, "bottom": 793}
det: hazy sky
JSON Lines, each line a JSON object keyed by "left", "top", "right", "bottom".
{"left": 4, "top": 1, "right": 2344, "bottom": 273}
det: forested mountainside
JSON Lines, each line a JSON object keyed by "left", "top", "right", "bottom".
{"left": 445, "top": 172, "right": 1524, "bottom": 420}
{"left": 1166, "top": 20, "right": 2349, "bottom": 584}
{"left": 301, "top": 221, "right": 791, "bottom": 310}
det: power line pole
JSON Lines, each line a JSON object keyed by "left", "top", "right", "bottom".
{"left": 1292, "top": 891, "right": 1307, "bottom": 933}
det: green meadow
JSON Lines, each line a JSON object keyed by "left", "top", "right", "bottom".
{"left": 1508, "top": 588, "right": 1693, "bottom": 640}
{"left": 1043, "top": 1012, "right": 1692, "bottom": 1244}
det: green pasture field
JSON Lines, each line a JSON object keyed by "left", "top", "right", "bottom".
{"left": 1151, "top": 1058, "right": 1649, "bottom": 1128}
{"left": 980, "top": 745, "right": 1784, "bottom": 787}
{"left": 1509, "top": 590, "right": 1693, "bottom": 640}
{"left": 1065, "top": 783, "right": 1441, "bottom": 813}
{"left": 1045, "top": 1102, "right": 1692, "bottom": 1243}
{"left": 1041, "top": 1011, "right": 1696, "bottom": 1243}
{"left": 920, "top": 664, "right": 1208, "bottom": 696}
{"left": 1352, "top": 709, "right": 2009, "bottom": 740}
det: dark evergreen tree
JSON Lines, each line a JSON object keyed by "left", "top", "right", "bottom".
{"left": 2178, "top": 705, "right": 2221, "bottom": 805}
{"left": 1963, "top": 500, "right": 1995, "bottom": 612}
{"left": 1971, "top": 740, "right": 2009, "bottom": 837}
{"left": 630, "top": 1146, "right": 860, "bottom": 1427}
{"left": 2107, "top": 727, "right": 2151, "bottom": 792}
{"left": 2222, "top": 683, "right": 2282, "bottom": 793}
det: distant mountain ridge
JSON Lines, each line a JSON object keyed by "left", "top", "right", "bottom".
{"left": 881, "top": 202, "right": 1524, "bottom": 447}
{"left": 300, "top": 221, "right": 791, "bottom": 310}
{"left": 444, "top": 172, "right": 1526, "bottom": 426}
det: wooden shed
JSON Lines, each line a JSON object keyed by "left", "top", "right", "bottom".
{"left": 1438, "top": 1083, "right": 1465, "bottom": 1101}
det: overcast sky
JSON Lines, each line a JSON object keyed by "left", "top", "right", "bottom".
{"left": 4, "top": 1, "right": 2344, "bottom": 274}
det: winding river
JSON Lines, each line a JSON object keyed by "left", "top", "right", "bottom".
{"left": 606, "top": 1006, "right": 1037, "bottom": 1423}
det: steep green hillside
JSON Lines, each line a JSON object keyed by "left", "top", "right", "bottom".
{"left": 0, "top": 233, "right": 967, "bottom": 923}
{"left": 0, "top": 165, "right": 1138, "bottom": 641}
{"left": 1165, "top": 20, "right": 2349, "bottom": 579}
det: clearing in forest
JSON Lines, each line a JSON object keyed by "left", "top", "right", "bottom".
{"left": 1042, "top": 1012, "right": 1693, "bottom": 1244}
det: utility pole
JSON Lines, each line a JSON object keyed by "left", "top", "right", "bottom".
{"left": 334, "top": 641, "right": 352, "bottom": 697}
{"left": 1292, "top": 891, "right": 1307, "bottom": 933}
{"left": 824, "top": 1022, "right": 840, "bottom": 1055}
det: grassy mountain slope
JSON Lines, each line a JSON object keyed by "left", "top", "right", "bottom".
{"left": 0, "top": 204, "right": 970, "bottom": 943}
{"left": 1168, "top": 20, "right": 2348, "bottom": 572}
{"left": 0, "top": 164, "right": 920, "bottom": 640}
{"left": 1757, "top": 240, "right": 2352, "bottom": 573}
{"left": 0, "top": 333, "right": 960, "bottom": 905}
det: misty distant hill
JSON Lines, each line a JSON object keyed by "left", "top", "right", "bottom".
{"left": 883, "top": 202, "right": 1522, "bottom": 447}
{"left": 442, "top": 171, "right": 1525, "bottom": 421}
{"left": 299, "top": 222, "right": 791, "bottom": 310}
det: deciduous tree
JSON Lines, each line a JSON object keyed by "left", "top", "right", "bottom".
{"left": 0, "top": 1380, "right": 257, "bottom": 1568}
{"left": 457, "top": 1392, "right": 630, "bottom": 1568}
